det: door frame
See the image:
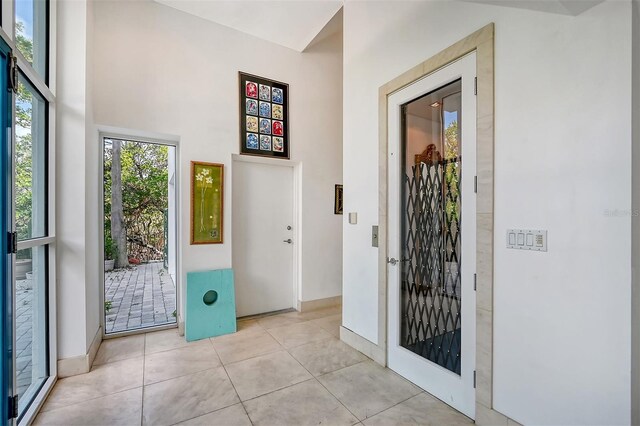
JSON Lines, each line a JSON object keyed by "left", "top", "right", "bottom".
{"left": 231, "top": 153, "right": 301, "bottom": 313}
{"left": 97, "top": 126, "right": 182, "bottom": 339}
{"left": 377, "top": 24, "right": 497, "bottom": 421}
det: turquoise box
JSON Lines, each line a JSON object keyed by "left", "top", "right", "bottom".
{"left": 185, "top": 268, "right": 237, "bottom": 341}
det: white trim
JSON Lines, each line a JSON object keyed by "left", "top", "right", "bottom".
{"left": 56, "top": 326, "right": 102, "bottom": 378}
{"left": 103, "top": 322, "right": 176, "bottom": 340}
{"left": 231, "top": 153, "right": 302, "bottom": 312}
{"left": 340, "top": 326, "right": 386, "bottom": 365}
{"left": 15, "top": 52, "right": 54, "bottom": 103}
{"left": 297, "top": 295, "right": 341, "bottom": 312}
{"left": 16, "top": 236, "right": 55, "bottom": 251}
{"left": 97, "top": 125, "right": 180, "bottom": 144}
{"left": 1, "top": 0, "right": 13, "bottom": 41}
{"left": 17, "top": 376, "right": 56, "bottom": 426}
{"left": 98, "top": 128, "right": 181, "bottom": 337}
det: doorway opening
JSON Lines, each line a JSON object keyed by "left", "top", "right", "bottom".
{"left": 102, "top": 137, "right": 178, "bottom": 334}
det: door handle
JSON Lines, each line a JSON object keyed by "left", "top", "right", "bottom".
{"left": 387, "top": 257, "right": 398, "bottom": 266}
{"left": 283, "top": 239, "right": 293, "bottom": 244}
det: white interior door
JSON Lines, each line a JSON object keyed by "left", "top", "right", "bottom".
{"left": 232, "top": 160, "right": 294, "bottom": 317}
{"left": 387, "top": 52, "right": 477, "bottom": 419}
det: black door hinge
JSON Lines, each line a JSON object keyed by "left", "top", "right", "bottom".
{"left": 474, "top": 176, "right": 477, "bottom": 193}
{"left": 8, "top": 394, "right": 17, "bottom": 419}
{"left": 474, "top": 77, "right": 477, "bottom": 95}
{"left": 474, "top": 273, "right": 477, "bottom": 291}
{"left": 7, "top": 232, "right": 16, "bottom": 254}
{"left": 473, "top": 370, "right": 476, "bottom": 389}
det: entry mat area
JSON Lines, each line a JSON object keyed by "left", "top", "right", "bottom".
{"left": 403, "top": 329, "right": 461, "bottom": 375}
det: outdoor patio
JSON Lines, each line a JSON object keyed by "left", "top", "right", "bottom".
{"left": 104, "top": 261, "right": 176, "bottom": 333}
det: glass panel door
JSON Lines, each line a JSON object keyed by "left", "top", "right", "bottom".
{"left": 401, "top": 80, "right": 462, "bottom": 374}
{"left": 387, "top": 52, "right": 476, "bottom": 418}
{"left": 0, "top": 37, "right": 14, "bottom": 422}
{"left": 103, "top": 138, "right": 177, "bottom": 334}
{"left": 15, "top": 74, "right": 49, "bottom": 418}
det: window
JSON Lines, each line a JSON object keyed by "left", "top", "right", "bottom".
{"left": 9, "top": 0, "right": 52, "bottom": 422}
{"left": 15, "top": 0, "right": 48, "bottom": 79}
{"left": 15, "top": 75, "right": 49, "bottom": 415}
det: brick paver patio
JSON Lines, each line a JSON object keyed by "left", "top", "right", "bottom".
{"left": 104, "top": 261, "right": 176, "bottom": 333}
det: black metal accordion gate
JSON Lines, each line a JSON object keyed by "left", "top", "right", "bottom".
{"left": 400, "top": 158, "right": 462, "bottom": 375}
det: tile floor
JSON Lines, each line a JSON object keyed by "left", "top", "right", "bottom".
{"left": 34, "top": 307, "right": 472, "bottom": 426}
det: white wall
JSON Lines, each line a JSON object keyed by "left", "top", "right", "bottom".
{"left": 342, "top": 1, "right": 631, "bottom": 424}
{"left": 56, "top": 0, "right": 101, "bottom": 361}
{"left": 91, "top": 0, "right": 343, "bottom": 316}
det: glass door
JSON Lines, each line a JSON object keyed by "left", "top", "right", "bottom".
{"left": 387, "top": 53, "right": 477, "bottom": 418}
{"left": 0, "top": 36, "right": 14, "bottom": 423}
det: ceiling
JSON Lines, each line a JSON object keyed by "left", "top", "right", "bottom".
{"left": 460, "top": 0, "right": 604, "bottom": 16}
{"left": 153, "top": 0, "right": 343, "bottom": 52}
{"left": 152, "top": 0, "right": 603, "bottom": 52}
{"left": 406, "top": 80, "right": 462, "bottom": 121}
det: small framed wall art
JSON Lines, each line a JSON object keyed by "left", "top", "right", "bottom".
{"left": 239, "top": 72, "right": 289, "bottom": 159}
{"left": 191, "top": 161, "right": 224, "bottom": 244}
{"left": 334, "top": 184, "right": 343, "bottom": 215}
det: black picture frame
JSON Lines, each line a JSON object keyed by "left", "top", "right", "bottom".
{"left": 239, "top": 72, "right": 290, "bottom": 159}
{"left": 334, "top": 184, "right": 343, "bottom": 215}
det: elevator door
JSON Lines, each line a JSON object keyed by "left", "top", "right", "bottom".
{"left": 387, "top": 52, "right": 477, "bottom": 418}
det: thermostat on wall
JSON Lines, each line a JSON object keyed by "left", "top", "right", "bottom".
{"left": 506, "top": 229, "right": 547, "bottom": 252}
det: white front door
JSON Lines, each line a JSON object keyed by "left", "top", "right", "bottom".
{"left": 387, "top": 52, "right": 477, "bottom": 418}
{"left": 232, "top": 160, "right": 294, "bottom": 317}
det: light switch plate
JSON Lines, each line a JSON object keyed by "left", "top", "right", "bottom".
{"left": 506, "top": 229, "right": 547, "bottom": 252}
{"left": 349, "top": 212, "right": 357, "bottom": 224}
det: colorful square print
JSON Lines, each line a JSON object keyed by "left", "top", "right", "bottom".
{"left": 273, "top": 137, "right": 284, "bottom": 153}
{"left": 246, "top": 81, "right": 258, "bottom": 99}
{"left": 272, "top": 120, "right": 284, "bottom": 136}
{"left": 259, "top": 101, "right": 271, "bottom": 118}
{"left": 259, "top": 84, "right": 271, "bottom": 101}
{"left": 259, "top": 118, "right": 271, "bottom": 134}
{"left": 246, "top": 133, "right": 259, "bottom": 149}
{"left": 272, "top": 104, "right": 283, "bottom": 120}
{"left": 272, "top": 87, "right": 284, "bottom": 104}
{"left": 246, "top": 99, "right": 258, "bottom": 115}
{"left": 246, "top": 116, "right": 258, "bottom": 132}
{"left": 260, "top": 135, "right": 272, "bottom": 151}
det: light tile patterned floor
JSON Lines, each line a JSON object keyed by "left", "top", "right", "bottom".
{"left": 104, "top": 262, "right": 176, "bottom": 333}
{"left": 34, "top": 307, "right": 472, "bottom": 426}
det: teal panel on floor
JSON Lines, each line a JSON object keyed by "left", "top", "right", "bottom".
{"left": 186, "top": 269, "right": 236, "bottom": 341}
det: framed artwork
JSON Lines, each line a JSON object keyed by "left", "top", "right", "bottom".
{"left": 334, "top": 184, "right": 343, "bottom": 215}
{"left": 191, "top": 161, "right": 224, "bottom": 244}
{"left": 239, "top": 72, "right": 289, "bottom": 159}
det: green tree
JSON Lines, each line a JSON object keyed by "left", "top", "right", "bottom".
{"left": 15, "top": 22, "right": 34, "bottom": 245}
{"left": 104, "top": 140, "right": 168, "bottom": 266}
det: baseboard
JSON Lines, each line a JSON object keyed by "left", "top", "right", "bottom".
{"left": 178, "top": 317, "right": 185, "bottom": 336}
{"left": 297, "top": 295, "right": 342, "bottom": 312}
{"left": 340, "top": 325, "right": 386, "bottom": 365}
{"left": 57, "top": 326, "right": 102, "bottom": 378}
{"left": 476, "top": 403, "right": 521, "bottom": 426}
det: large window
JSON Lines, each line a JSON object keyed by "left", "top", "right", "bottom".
{"left": 10, "top": 0, "right": 52, "bottom": 422}
{"left": 15, "top": 76, "right": 49, "bottom": 416}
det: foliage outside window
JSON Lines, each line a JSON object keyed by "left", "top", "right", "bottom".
{"left": 103, "top": 140, "right": 169, "bottom": 267}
